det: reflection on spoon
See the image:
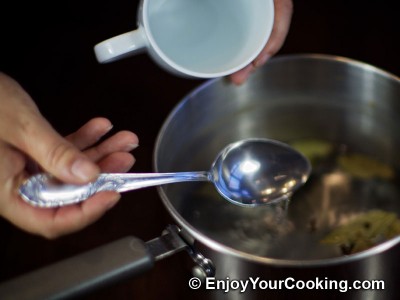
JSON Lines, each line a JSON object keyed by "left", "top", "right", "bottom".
{"left": 19, "top": 138, "right": 311, "bottom": 208}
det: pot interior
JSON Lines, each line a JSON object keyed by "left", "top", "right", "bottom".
{"left": 155, "top": 54, "right": 400, "bottom": 261}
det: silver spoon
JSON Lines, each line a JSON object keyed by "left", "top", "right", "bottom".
{"left": 19, "top": 138, "right": 311, "bottom": 208}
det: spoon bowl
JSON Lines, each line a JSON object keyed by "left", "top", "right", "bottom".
{"left": 19, "top": 138, "right": 311, "bottom": 208}
{"left": 211, "top": 139, "right": 311, "bottom": 206}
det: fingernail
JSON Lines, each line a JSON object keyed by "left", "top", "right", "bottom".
{"left": 105, "top": 124, "right": 114, "bottom": 133}
{"left": 98, "top": 124, "right": 114, "bottom": 140}
{"left": 254, "top": 54, "right": 270, "bottom": 68}
{"left": 124, "top": 143, "right": 139, "bottom": 151}
{"left": 71, "top": 158, "right": 99, "bottom": 181}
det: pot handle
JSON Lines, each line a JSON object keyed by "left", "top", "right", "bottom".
{"left": 0, "top": 236, "right": 153, "bottom": 300}
{"left": 0, "top": 226, "right": 202, "bottom": 300}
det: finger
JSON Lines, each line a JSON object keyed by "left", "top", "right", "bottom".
{"left": 84, "top": 131, "right": 139, "bottom": 162}
{"left": 97, "top": 152, "right": 135, "bottom": 173}
{"left": 253, "top": 0, "right": 293, "bottom": 67}
{"left": 229, "top": 0, "right": 293, "bottom": 85}
{"left": 46, "top": 192, "right": 121, "bottom": 238}
{"left": 67, "top": 118, "right": 113, "bottom": 150}
{"left": 3, "top": 191, "right": 120, "bottom": 239}
{"left": 229, "top": 64, "right": 255, "bottom": 85}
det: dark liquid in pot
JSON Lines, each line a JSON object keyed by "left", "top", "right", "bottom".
{"left": 179, "top": 140, "right": 400, "bottom": 260}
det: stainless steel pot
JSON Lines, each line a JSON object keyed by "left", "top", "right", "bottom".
{"left": 1, "top": 54, "right": 399, "bottom": 299}
{"left": 154, "top": 54, "right": 400, "bottom": 299}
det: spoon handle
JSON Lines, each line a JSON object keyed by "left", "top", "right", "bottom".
{"left": 19, "top": 172, "right": 211, "bottom": 208}
{"left": 95, "top": 172, "right": 210, "bottom": 193}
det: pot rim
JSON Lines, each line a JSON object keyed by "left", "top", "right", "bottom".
{"left": 154, "top": 53, "right": 400, "bottom": 267}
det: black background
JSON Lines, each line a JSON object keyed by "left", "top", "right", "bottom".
{"left": 0, "top": 0, "right": 399, "bottom": 299}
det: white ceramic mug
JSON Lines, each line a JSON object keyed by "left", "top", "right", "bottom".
{"left": 94, "top": 0, "right": 274, "bottom": 78}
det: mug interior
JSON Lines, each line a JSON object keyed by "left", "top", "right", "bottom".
{"left": 145, "top": 0, "right": 273, "bottom": 77}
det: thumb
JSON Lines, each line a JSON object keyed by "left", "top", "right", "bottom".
{"left": 0, "top": 72, "right": 99, "bottom": 184}
{"left": 13, "top": 114, "right": 100, "bottom": 184}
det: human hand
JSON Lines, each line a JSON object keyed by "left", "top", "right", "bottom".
{"left": 230, "top": 0, "right": 293, "bottom": 85}
{"left": 0, "top": 72, "right": 139, "bottom": 238}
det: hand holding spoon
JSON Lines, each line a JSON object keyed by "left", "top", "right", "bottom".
{"left": 19, "top": 138, "right": 311, "bottom": 208}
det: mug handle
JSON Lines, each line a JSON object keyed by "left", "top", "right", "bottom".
{"left": 94, "top": 28, "right": 148, "bottom": 63}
